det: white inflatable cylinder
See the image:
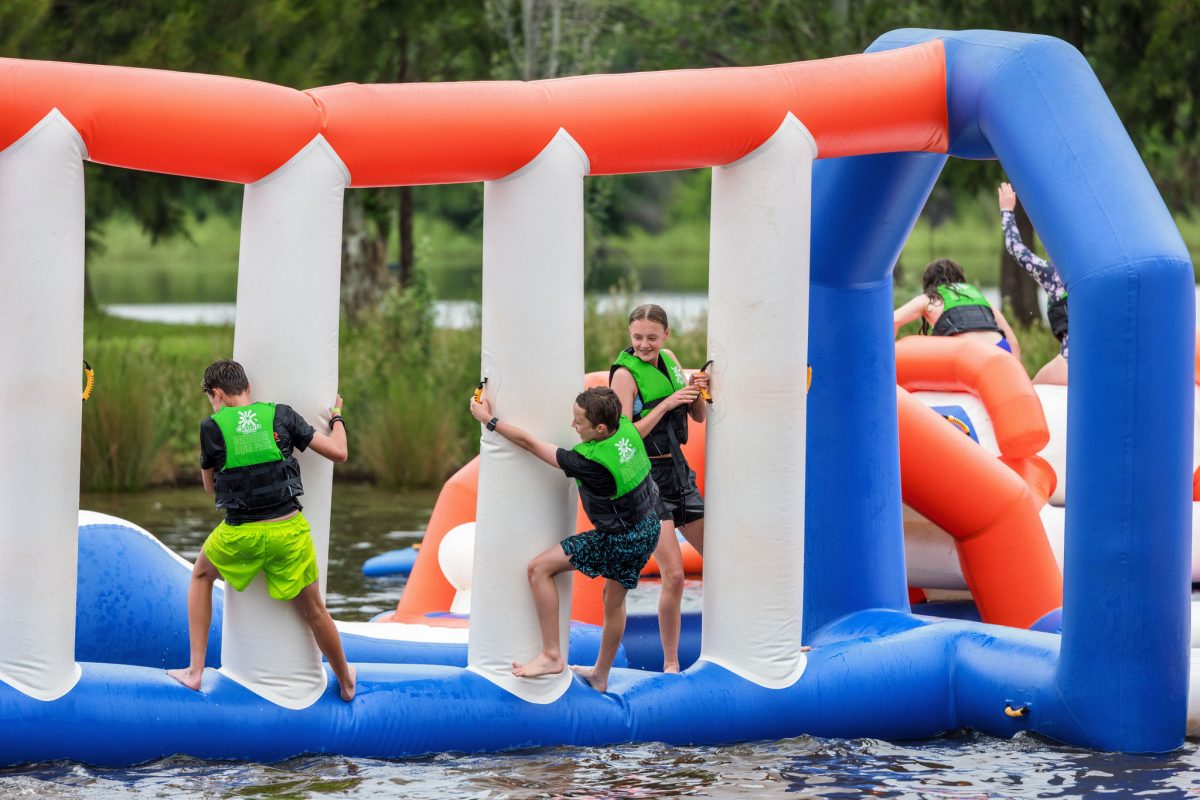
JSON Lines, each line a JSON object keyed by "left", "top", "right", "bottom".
{"left": 221, "top": 137, "right": 349, "bottom": 709}
{"left": 469, "top": 130, "right": 588, "bottom": 703}
{"left": 701, "top": 115, "right": 815, "bottom": 688}
{"left": 0, "top": 112, "right": 86, "bottom": 700}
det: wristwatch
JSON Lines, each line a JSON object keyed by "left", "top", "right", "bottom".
{"left": 486, "top": 417, "right": 499, "bottom": 432}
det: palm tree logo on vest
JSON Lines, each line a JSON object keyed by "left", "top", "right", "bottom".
{"left": 236, "top": 409, "right": 262, "bottom": 435}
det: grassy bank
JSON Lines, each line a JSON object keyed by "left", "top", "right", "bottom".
{"left": 80, "top": 284, "right": 709, "bottom": 492}
{"left": 84, "top": 289, "right": 1058, "bottom": 493}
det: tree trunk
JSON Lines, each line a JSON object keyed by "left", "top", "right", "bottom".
{"left": 341, "top": 193, "right": 389, "bottom": 317}
{"left": 397, "top": 185, "right": 414, "bottom": 287}
{"left": 999, "top": 201, "right": 1042, "bottom": 327}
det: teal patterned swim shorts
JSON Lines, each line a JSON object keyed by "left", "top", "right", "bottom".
{"left": 560, "top": 511, "right": 662, "bottom": 590}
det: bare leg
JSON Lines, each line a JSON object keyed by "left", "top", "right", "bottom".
{"left": 1033, "top": 354, "right": 1068, "bottom": 386}
{"left": 572, "top": 579, "right": 627, "bottom": 692}
{"left": 292, "top": 582, "right": 356, "bottom": 701}
{"left": 679, "top": 517, "right": 704, "bottom": 557}
{"left": 653, "top": 522, "right": 685, "bottom": 673}
{"left": 166, "top": 550, "right": 220, "bottom": 691}
{"left": 512, "top": 545, "right": 576, "bottom": 679}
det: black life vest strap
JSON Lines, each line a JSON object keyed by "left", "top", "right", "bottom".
{"left": 1047, "top": 296, "right": 1068, "bottom": 342}
{"left": 214, "top": 459, "right": 303, "bottom": 510}
{"left": 931, "top": 305, "right": 1000, "bottom": 337}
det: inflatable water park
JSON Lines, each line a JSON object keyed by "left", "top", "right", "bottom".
{"left": 0, "top": 27, "right": 1195, "bottom": 764}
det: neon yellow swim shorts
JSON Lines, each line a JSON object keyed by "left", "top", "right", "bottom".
{"left": 202, "top": 513, "right": 319, "bottom": 601}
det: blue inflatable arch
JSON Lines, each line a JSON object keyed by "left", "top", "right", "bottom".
{"left": 808, "top": 29, "right": 1194, "bottom": 752}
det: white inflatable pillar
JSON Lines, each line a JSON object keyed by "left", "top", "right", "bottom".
{"left": 0, "top": 111, "right": 86, "bottom": 699}
{"left": 470, "top": 130, "right": 588, "bottom": 702}
{"left": 701, "top": 114, "right": 815, "bottom": 687}
{"left": 222, "top": 137, "right": 349, "bottom": 708}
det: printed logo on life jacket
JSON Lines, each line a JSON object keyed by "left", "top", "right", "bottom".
{"left": 236, "top": 408, "right": 262, "bottom": 434}
{"left": 616, "top": 437, "right": 636, "bottom": 464}
{"left": 671, "top": 364, "right": 685, "bottom": 385}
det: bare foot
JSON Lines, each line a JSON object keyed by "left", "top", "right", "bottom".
{"left": 166, "top": 667, "right": 203, "bottom": 691}
{"left": 662, "top": 661, "right": 680, "bottom": 674}
{"left": 571, "top": 665, "right": 608, "bottom": 693}
{"left": 338, "top": 664, "right": 357, "bottom": 702}
{"left": 511, "top": 652, "right": 564, "bottom": 678}
{"left": 801, "top": 646, "right": 812, "bottom": 653}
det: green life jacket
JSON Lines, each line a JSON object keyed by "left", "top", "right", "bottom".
{"left": 608, "top": 347, "right": 689, "bottom": 457}
{"left": 931, "top": 283, "right": 1000, "bottom": 337}
{"left": 572, "top": 416, "right": 658, "bottom": 532}
{"left": 210, "top": 402, "right": 303, "bottom": 511}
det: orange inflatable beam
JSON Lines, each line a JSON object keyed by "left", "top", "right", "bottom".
{"left": 0, "top": 42, "right": 946, "bottom": 185}
{"left": 896, "top": 336, "right": 1049, "bottom": 459}
{"left": 898, "top": 387, "right": 1062, "bottom": 628}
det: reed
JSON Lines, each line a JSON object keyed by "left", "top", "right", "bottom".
{"left": 80, "top": 316, "right": 228, "bottom": 490}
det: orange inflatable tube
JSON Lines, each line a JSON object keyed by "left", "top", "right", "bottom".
{"left": 0, "top": 41, "right": 946, "bottom": 185}
{"left": 895, "top": 336, "right": 1049, "bottom": 459}
{"left": 897, "top": 385, "right": 1062, "bottom": 628}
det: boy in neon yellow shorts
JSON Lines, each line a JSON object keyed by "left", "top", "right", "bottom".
{"left": 167, "top": 359, "right": 356, "bottom": 701}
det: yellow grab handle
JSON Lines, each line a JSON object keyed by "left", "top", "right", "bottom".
{"left": 82, "top": 360, "right": 95, "bottom": 402}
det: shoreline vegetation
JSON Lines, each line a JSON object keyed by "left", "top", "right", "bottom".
{"left": 82, "top": 194, "right": 1148, "bottom": 491}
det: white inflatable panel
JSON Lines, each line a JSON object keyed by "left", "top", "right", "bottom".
{"left": 1189, "top": 654, "right": 1200, "bottom": 737}
{"left": 701, "top": 115, "right": 814, "bottom": 688}
{"left": 902, "top": 506, "right": 967, "bottom": 590}
{"left": 469, "top": 130, "right": 588, "bottom": 703}
{"left": 1033, "top": 384, "right": 1068, "bottom": 506}
{"left": 221, "top": 137, "right": 349, "bottom": 709}
{"left": 0, "top": 112, "right": 86, "bottom": 700}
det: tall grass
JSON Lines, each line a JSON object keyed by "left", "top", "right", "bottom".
{"left": 339, "top": 279, "right": 479, "bottom": 488}
{"left": 81, "top": 313, "right": 230, "bottom": 490}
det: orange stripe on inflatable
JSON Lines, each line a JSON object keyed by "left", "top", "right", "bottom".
{"left": 1, "top": 41, "right": 946, "bottom": 185}
{"left": 0, "top": 58, "right": 319, "bottom": 183}
{"left": 313, "top": 42, "right": 947, "bottom": 186}
{"left": 895, "top": 336, "right": 1049, "bottom": 459}
{"left": 898, "top": 388, "right": 1062, "bottom": 628}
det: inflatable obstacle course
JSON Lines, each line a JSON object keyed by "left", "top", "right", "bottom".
{"left": 0, "top": 28, "right": 1193, "bottom": 763}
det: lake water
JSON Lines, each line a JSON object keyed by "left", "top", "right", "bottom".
{"left": 105, "top": 292, "right": 711, "bottom": 332}
{"left": 2, "top": 485, "right": 1198, "bottom": 797}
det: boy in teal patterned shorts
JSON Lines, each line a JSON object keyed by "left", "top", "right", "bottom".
{"left": 469, "top": 386, "right": 660, "bottom": 693}
{"left": 167, "top": 359, "right": 356, "bottom": 701}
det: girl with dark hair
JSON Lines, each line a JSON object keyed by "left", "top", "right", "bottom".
{"left": 609, "top": 303, "right": 707, "bottom": 673}
{"left": 894, "top": 259, "right": 1021, "bottom": 356}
